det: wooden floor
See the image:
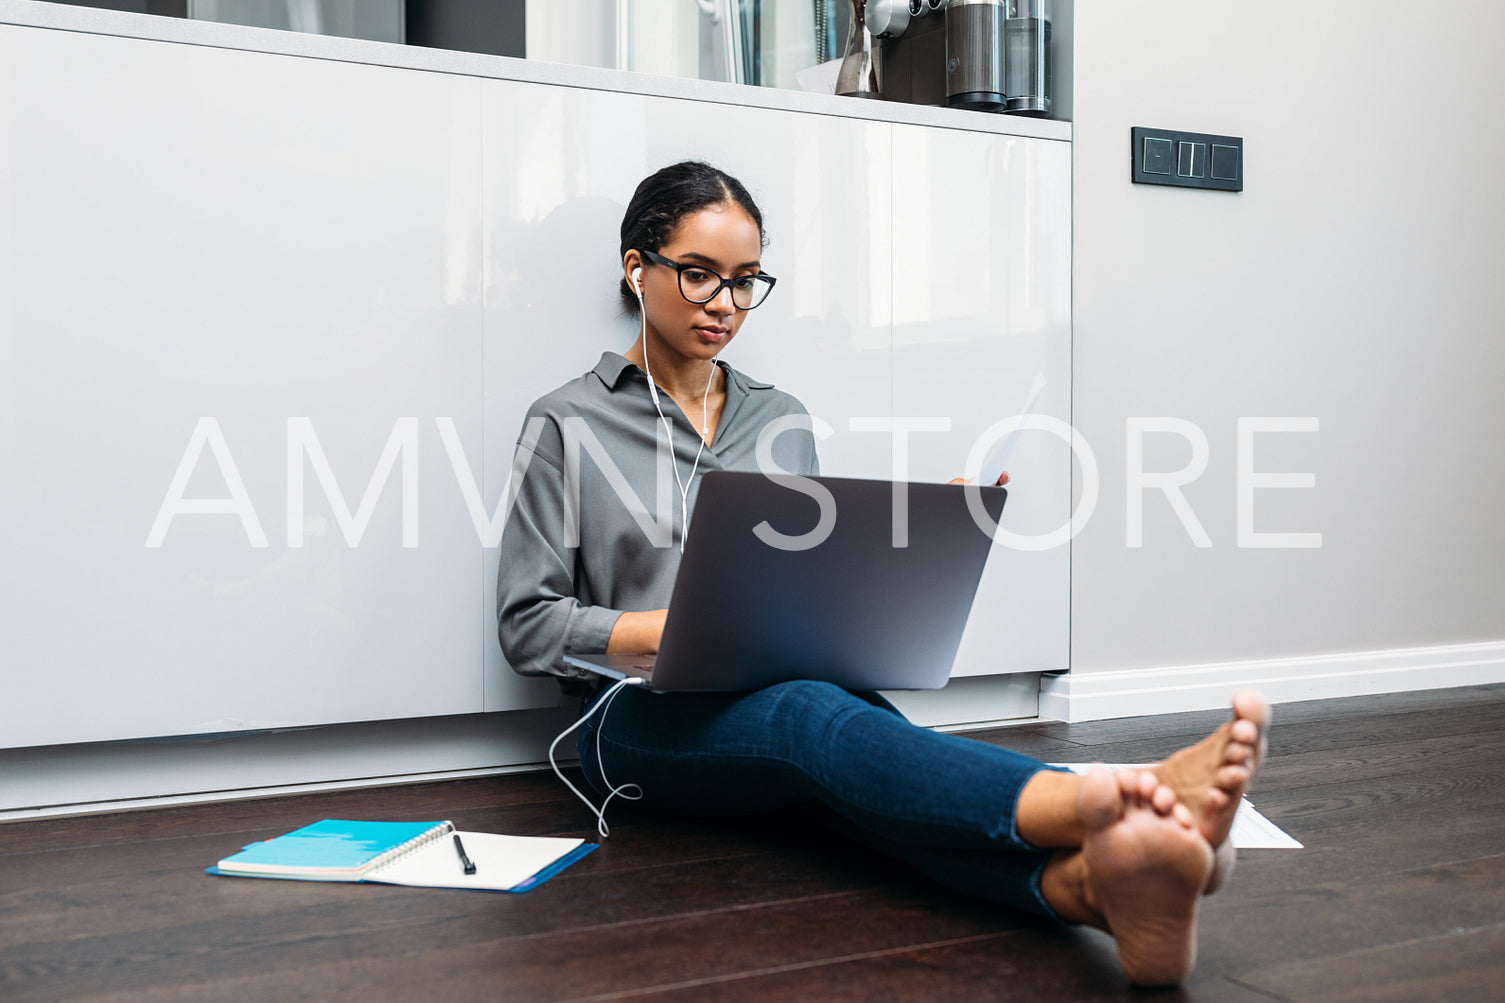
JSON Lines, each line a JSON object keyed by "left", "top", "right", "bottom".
{"left": 4, "top": 684, "right": 1504, "bottom": 1002}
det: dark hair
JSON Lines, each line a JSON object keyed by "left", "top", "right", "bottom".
{"left": 618, "top": 161, "right": 767, "bottom": 313}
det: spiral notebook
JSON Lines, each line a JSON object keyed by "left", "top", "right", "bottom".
{"left": 207, "top": 819, "right": 596, "bottom": 892}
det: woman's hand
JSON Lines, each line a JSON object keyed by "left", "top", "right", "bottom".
{"left": 607, "top": 609, "right": 669, "bottom": 655}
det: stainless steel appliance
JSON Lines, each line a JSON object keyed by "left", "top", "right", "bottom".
{"left": 944, "top": 0, "right": 1006, "bottom": 111}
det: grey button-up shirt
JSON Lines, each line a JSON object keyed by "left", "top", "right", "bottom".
{"left": 496, "top": 352, "right": 819, "bottom": 688}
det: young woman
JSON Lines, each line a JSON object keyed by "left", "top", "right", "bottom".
{"left": 496, "top": 161, "right": 1270, "bottom": 986}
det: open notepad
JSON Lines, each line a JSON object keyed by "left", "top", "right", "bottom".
{"left": 208, "top": 819, "right": 596, "bottom": 892}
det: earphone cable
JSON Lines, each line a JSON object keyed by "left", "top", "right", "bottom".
{"left": 634, "top": 274, "right": 716, "bottom": 553}
{"left": 547, "top": 677, "right": 644, "bottom": 840}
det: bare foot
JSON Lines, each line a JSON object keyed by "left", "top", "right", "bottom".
{"left": 1149, "top": 690, "right": 1271, "bottom": 848}
{"left": 1117, "top": 769, "right": 1236, "bottom": 896}
{"left": 1080, "top": 767, "right": 1214, "bottom": 987}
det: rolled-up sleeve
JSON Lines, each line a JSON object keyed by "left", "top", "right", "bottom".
{"left": 495, "top": 421, "right": 623, "bottom": 682}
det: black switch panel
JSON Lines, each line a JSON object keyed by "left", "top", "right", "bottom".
{"left": 1132, "top": 127, "right": 1243, "bottom": 192}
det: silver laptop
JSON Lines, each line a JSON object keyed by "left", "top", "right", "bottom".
{"left": 563, "top": 471, "right": 1007, "bottom": 692}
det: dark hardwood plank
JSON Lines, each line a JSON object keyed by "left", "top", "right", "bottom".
{"left": 943, "top": 727, "right": 1090, "bottom": 759}
{"left": 64, "top": 888, "right": 1025, "bottom": 1003}
{"left": 1050, "top": 702, "right": 1505, "bottom": 780}
{"left": 1197, "top": 853, "right": 1505, "bottom": 972}
{"left": 1250, "top": 726, "right": 1505, "bottom": 791}
{"left": 1232, "top": 922, "right": 1505, "bottom": 1003}
{"left": 1266, "top": 683, "right": 1505, "bottom": 721}
{"left": 1256, "top": 757, "right": 1505, "bottom": 845}
{"left": 976, "top": 705, "right": 1238, "bottom": 751}
{"left": 583, "top": 934, "right": 1285, "bottom": 1003}
{"left": 1207, "top": 813, "right": 1505, "bottom": 906}
{"left": 986, "top": 684, "right": 1505, "bottom": 758}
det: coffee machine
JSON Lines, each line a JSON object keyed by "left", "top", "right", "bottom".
{"left": 868, "top": 0, "right": 1052, "bottom": 115}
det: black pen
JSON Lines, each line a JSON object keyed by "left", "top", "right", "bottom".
{"left": 453, "top": 833, "right": 476, "bottom": 875}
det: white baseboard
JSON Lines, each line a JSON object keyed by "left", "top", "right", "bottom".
{"left": 0, "top": 707, "right": 580, "bottom": 822}
{"left": 1039, "top": 640, "right": 1505, "bottom": 723}
{"left": 884, "top": 673, "right": 1042, "bottom": 730}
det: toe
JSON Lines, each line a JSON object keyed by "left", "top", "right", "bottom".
{"left": 1216, "top": 764, "right": 1250, "bottom": 791}
{"left": 1151, "top": 784, "right": 1178, "bottom": 816}
{"left": 1232, "top": 689, "right": 1272, "bottom": 732}
{"left": 1136, "top": 771, "right": 1160, "bottom": 802}
{"left": 1079, "top": 767, "right": 1124, "bottom": 831}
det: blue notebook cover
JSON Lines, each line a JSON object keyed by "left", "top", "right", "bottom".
{"left": 218, "top": 819, "right": 445, "bottom": 876}
{"left": 505, "top": 843, "right": 597, "bottom": 892}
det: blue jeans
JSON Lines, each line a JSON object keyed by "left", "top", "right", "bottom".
{"left": 577, "top": 679, "right": 1067, "bottom": 919}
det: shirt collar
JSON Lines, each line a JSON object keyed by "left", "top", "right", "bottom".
{"left": 590, "top": 351, "right": 640, "bottom": 390}
{"left": 590, "top": 351, "right": 773, "bottom": 394}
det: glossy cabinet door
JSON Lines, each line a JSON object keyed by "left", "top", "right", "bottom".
{"left": 891, "top": 124, "right": 1073, "bottom": 676}
{"left": 0, "top": 20, "right": 1070, "bottom": 747}
{"left": 479, "top": 79, "right": 895, "bottom": 711}
{"left": 0, "top": 26, "right": 487, "bottom": 746}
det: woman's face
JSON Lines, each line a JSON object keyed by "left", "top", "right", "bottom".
{"left": 630, "top": 203, "right": 764, "bottom": 365}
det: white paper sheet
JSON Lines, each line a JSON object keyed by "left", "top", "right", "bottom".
{"left": 370, "top": 831, "right": 586, "bottom": 891}
{"left": 1050, "top": 764, "right": 1302, "bottom": 849}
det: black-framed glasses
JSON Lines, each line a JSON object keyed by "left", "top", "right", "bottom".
{"left": 641, "top": 249, "right": 777, "bottom": 311}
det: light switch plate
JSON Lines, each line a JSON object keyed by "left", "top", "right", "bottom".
{"left": 1132, "top": 127, "right": 1243, "bottom": 192}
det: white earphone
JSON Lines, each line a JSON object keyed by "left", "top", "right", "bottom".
{"left": 632, "top": 258, "right": 714, "bottom": 552}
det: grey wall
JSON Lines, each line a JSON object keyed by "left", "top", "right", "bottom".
{"left": 1070, "top": 1, "right": 1505, "bottom": 673}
